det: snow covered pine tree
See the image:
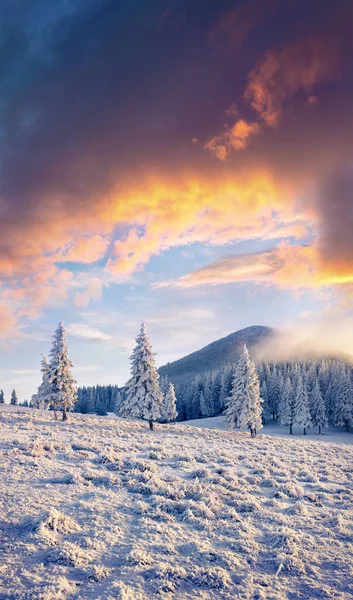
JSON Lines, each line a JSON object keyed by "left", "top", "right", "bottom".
{"left": 47, "top": 322, "right": 77, "bottom": 421}
{"left": 310, "top": 378, "right": 327, "bottom": 434}
{"left": 32, "top": 355, "right": 51, "bottom": 410}
{"left": 292, "top": 375, "right": 312, "bottom": 435}
{"left": 122, "top": 323, "right": 163, "bottom": 430}
{"left": 161, "top": 382, "right": 178, "bottom": 423}
{"left": 225, "top": 345, "right": 263, "bottom": 438}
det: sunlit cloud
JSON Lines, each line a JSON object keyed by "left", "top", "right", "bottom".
{"left": 153, "top": 243, "right": 352, "bottom": 292}
{"left": 205, "top": 120, "right": 260, "bottom": 160}
{"left": 66, "top": 323, "right": 112, "bottom": 342}
{"left": 245, "top": 35, "right": 341, "bottom": 127}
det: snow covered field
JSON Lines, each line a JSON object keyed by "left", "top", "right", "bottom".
{"left": 185, "top": 415, "right": 353, "bottom": 445}
{"left": 1, "top": 406, "right": 353, "bottom": 599}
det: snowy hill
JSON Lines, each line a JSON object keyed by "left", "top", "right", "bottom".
{"left": 1, "top": 405, "right": 353, "bottom": 599}
{"left": 159, "top": 325, "right": 273, "bottom": 386}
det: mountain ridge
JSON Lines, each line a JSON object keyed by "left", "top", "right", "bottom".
{"left": 158, "top": 325, "right": 274, "bottom": 387}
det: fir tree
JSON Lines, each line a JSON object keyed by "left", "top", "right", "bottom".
{"left": 0, "top": 390, "right": 4, "bottom": 404}
{"left": 225, "top": 345, "right": 263, "bottom": 437}
{"left": 332, "top": 369, "right": 353, "bottom": 432}
{"left": 161, "top": 383, "right": 178, "bottom": 423}
{"left": 278, "top": 377, "right": 293, "bottom": 432}
{"left": 292, "top": 376, "right": 312, "bottom": 435}
{"left": 122, "top": 323, "right": 163, "bottom": 430}
{"left": 310, "top": 378, "right": 327, "bottom": 434}
{"left": 33, "top": 355, "right": 51, "bottom": 410}
{"left": 47, "top": 322, "right": 77, "bottom": 421}
{"left": 10, "top": 389, "right": 18, "bottom": 405}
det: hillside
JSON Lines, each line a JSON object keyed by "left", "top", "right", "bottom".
{"left": 159, "top": 325, "right": 273, "bottom": 386}
{"left": 1, "top": 405, "right": 352, "bottom": 599}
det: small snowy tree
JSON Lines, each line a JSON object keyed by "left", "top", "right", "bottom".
{"left": 225, "top": 345, "right": 263, "bottom": 437}
{"left": 310, "top": 378, "right": 327, "bottom": 434}
{"left": 47, "top": 322, "right": 77, "bottom": 421}
{"left": 292, "top": 376, "right": 312, "bottom": 435}
{"left": 10, "top": 389, "right": 18, "bottom": 406}
{"left": 161, "top": 382, "right": 178, "bottom": 423}
{"left": 122, "top": 323, "right": 163, "bottom": 430}
{"left": 278, "top": 377, "right": 293, "bottom": 432}
{"left": 33, "top": 355, "right": 51, "bottom": 410}
{"left": 0, "top": 389, "right": 4, "bottom": 404}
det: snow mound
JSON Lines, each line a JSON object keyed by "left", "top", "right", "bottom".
{"left": 18, "top": 508, "right": 81, "bottom": 538}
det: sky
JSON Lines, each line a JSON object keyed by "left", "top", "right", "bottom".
{"left": 1, "top": 0, "right": 353, "bottom": 400}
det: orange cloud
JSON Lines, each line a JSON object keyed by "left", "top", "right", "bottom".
{"left": 154, "top": 243, "right": 348, "bottom": 292}
{"left": 245, "top": 35, "right": 341, "bottom": 126}
{"left": 205, "top": 120, "right": 260, "bottom": 160}
{"left": 205, "top": 33, "right": 341, "bottom": 160}
{"left": 105, "top": 172, "right": 307, "bottom": 276}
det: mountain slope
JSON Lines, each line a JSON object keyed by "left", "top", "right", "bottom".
{"left": 159, "top": 325, "right": 273, "bottom": 386}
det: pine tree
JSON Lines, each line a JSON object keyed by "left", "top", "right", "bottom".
{"left": 278, "top": 377, "right": 293, "bottom": 431}
{"left": 260, "top": 380, "right": 272, "bottom": 423}
{"left": 0, "top": 390, "right": 4, "bottom": 404}
{"left": 224, "top": 345, "right": 263, "bottom": 437}
{"left": 161, "top": 383, "right": 178, "bottom": 423}
{"left": 292, "top": 375, "right": 312, "bottom": 435}
{"left": 10, "top": 389, "right": 18, "bottom": 405}
{"left": 33, "top": 355, "right": 51, "bottom": 410}
{"left": 200, "top": 374, "right": 216, "bottom": 417}
{"left": 310, "top": 378, "right": 327, "bottom": 434}
{"left": 47, "top": 322, "right": 77, "bottom": 421}
{"left": 332, "top": 369, "right": 353, "bottom": 432}
{"left": 122, "top": 323, "right": 163, "bottom": 430}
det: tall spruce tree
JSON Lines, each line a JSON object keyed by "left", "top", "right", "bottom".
{"left": 10, "top": 389, "right": 18, "bottom": 405}
{"left": 310, "top": 378, "right": 327, "bottom": 434}
{"left": 292, "top": 375, "right": 312, "bottom": 435}
{"left": 278, "top": 377, "right": 293, "bottom": 432}
{"left": 0, "top": 389, "right": 4, "bottom": 404}
{"left": 332, "top": 369, "right": 353, "bottom": 432}
{"left": 122, "top": 323, "right": 163, "bottom": 430}
{"left": 225, "top": 345, "right": 263, "bottom": 437}
{"left": 47, "top": 322, "right": 77, "bottom": 421}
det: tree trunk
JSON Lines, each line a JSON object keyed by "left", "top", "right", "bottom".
{"left": 53, "top": 406, "right": 58, "bottom": 420}
{"left": 290, "top": 423, "right": 293, "bottom": 435}
{"left": 149, "top": 419, "right": 153, "bottom": 431}
{"left": 62, "top": 406, "right": 68, "bottom": 421}
{"left": 303, "top": 427, "right": 307, "bottom": 435}
{"left": 345, "top": 420, "right": 349, "bottom": 432}
{"left": 318, "top": 425, "right": 322, "bottom": 435}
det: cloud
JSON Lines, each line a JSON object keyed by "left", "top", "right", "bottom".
{"left": 0, "top": 0, "right": 352, "bottom": 341}
{"left": 62, "top": 235, "right": 110, "bottom": 264}
{"left": 66, "top": 323, "right": 112, "bottom": 342}
{"left": 205, "top": 120, "right": 260, "bottom": 160}
{"left": 154, "top": 244, "right": 339, "bottom": 292}
{"left": 245, "top": 34, "right": 341, "bottom": 126}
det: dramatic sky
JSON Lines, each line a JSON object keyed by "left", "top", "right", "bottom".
{"left": 1, "top": 0, "right": 353, "bottom": 399}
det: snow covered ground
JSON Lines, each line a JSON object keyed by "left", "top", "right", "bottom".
{"left": 1, "top": 405, "right": 353, "bottom": 599}
{"left": 185, "top": 415, "right": 353, "bottom": 445}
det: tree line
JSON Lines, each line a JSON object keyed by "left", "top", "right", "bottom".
{"left": 5, "top": 319, "right": 353, "bottom": 436}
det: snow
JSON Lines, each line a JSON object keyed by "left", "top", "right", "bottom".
{"left": 1, "top": 405, "right": 353, "bottom": 599}
{"left": 185, "top": 415, "right": 353, "bottom": 444}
